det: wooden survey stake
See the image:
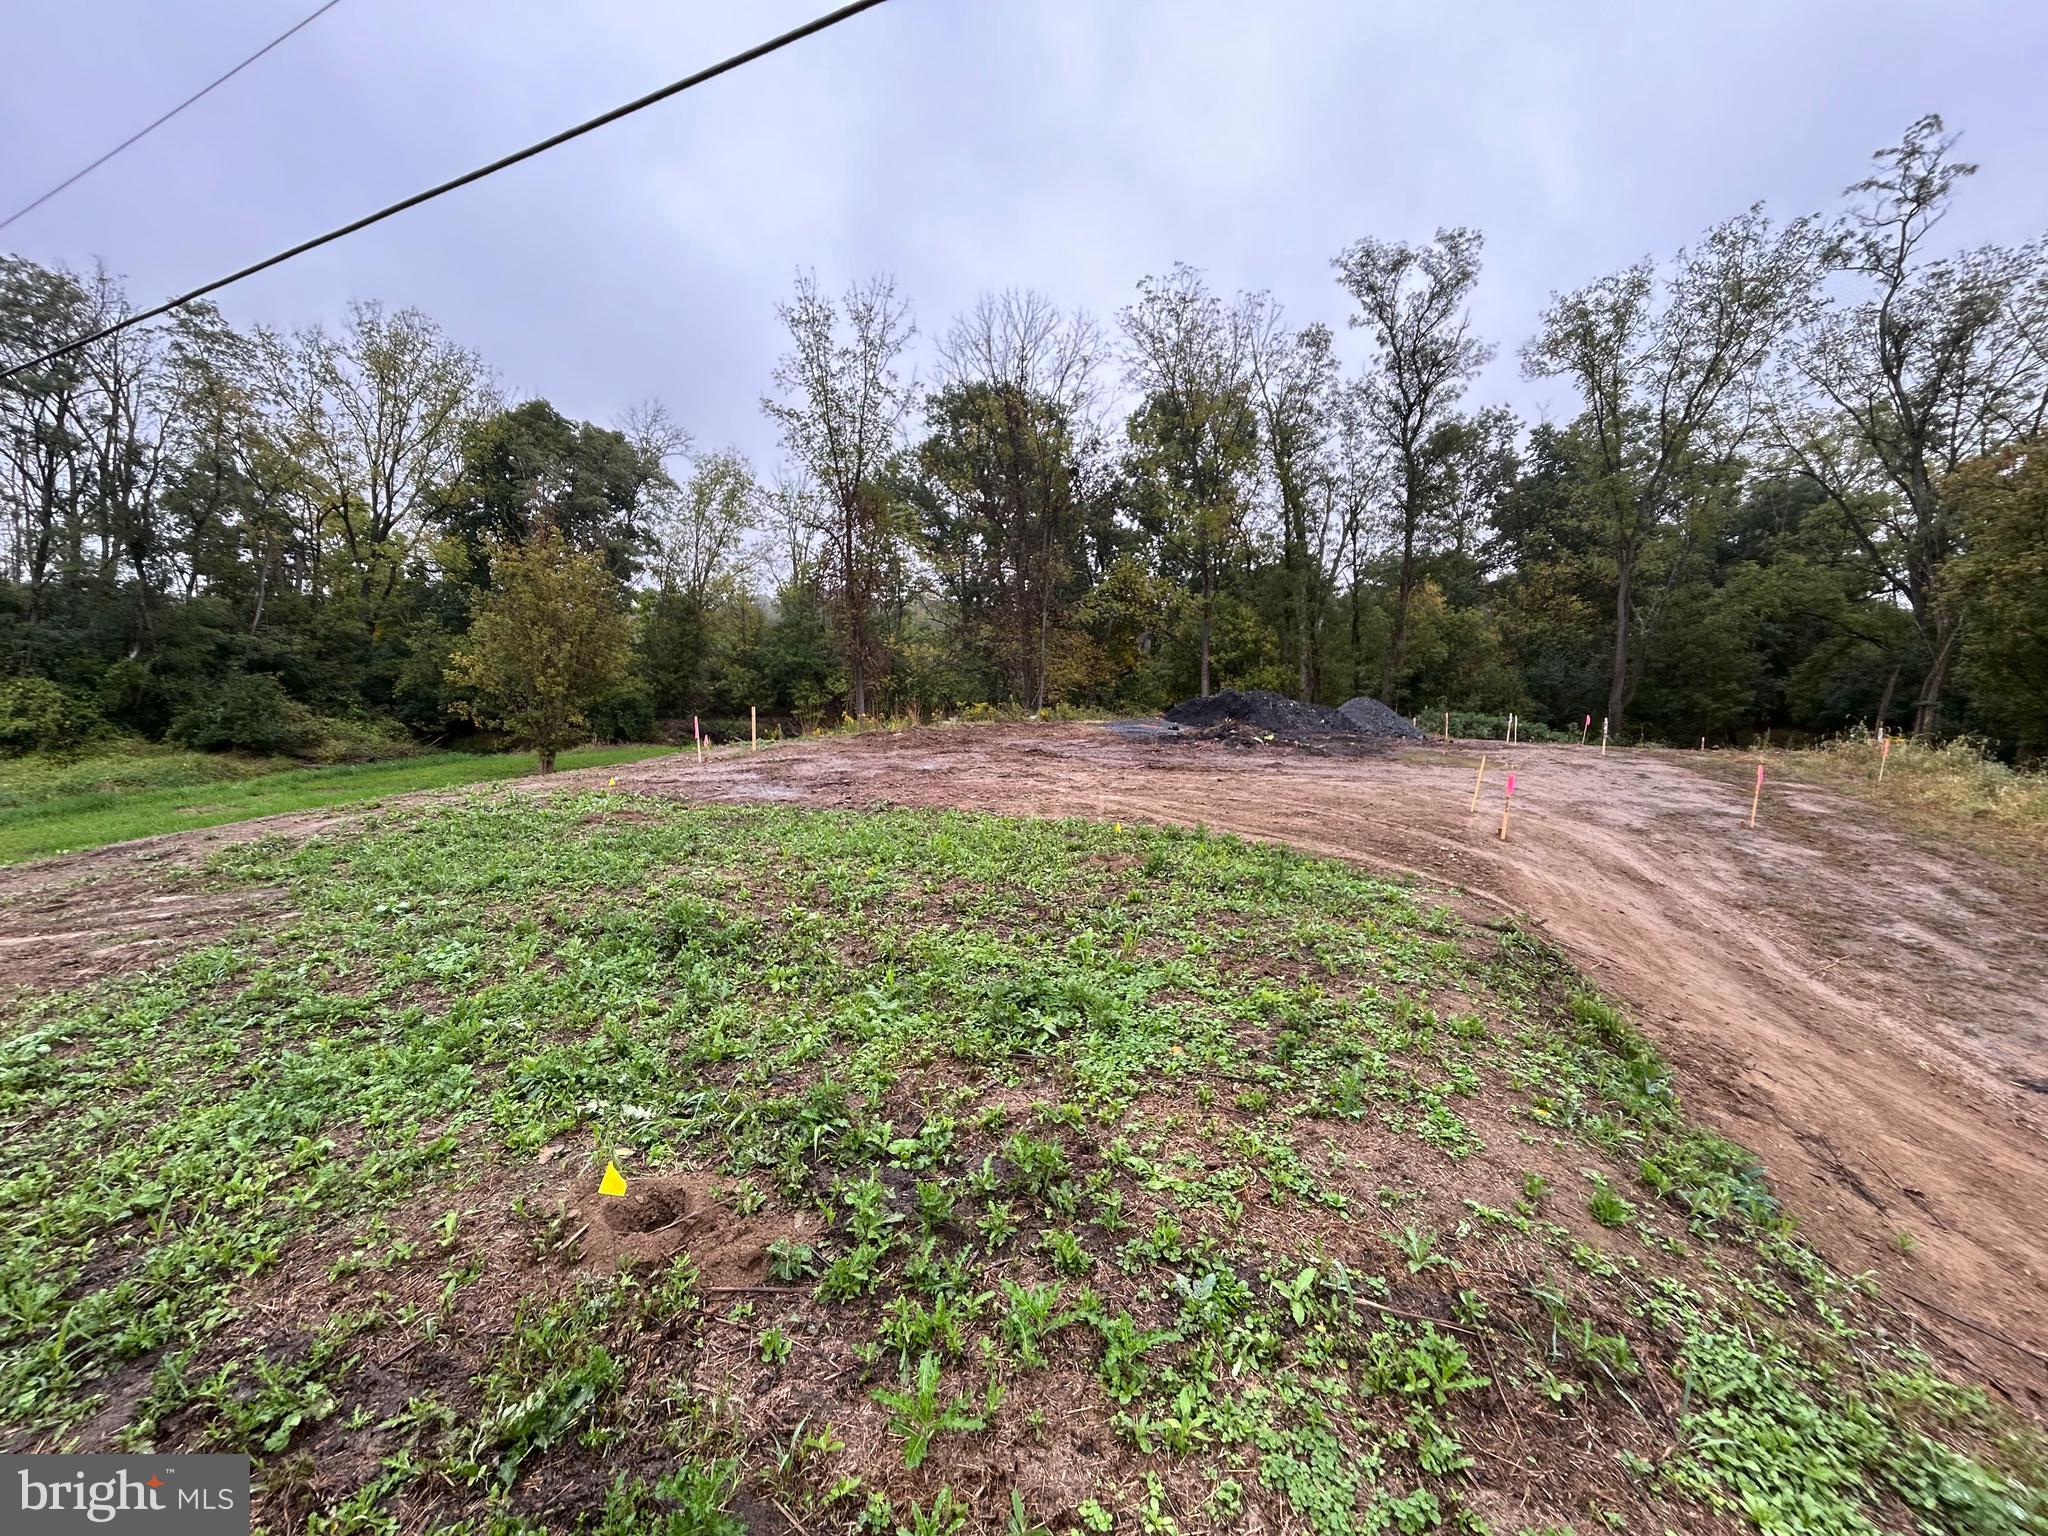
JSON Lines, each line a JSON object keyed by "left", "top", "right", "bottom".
{"left": 1600, "top": 717, "right": 1609, "bottom": 757}
{"left": 1749, "top": 762, "right": 1764, "bottom": 827}
{"left": 1878, "top": 735, "right": 1891, "bottom": 783}
{"left": 1499, "top": 772, "right": 1515, "bottom": 840}
{"left": 751, "top": 705, "right": 758, "bottom": 751}
{"left": 1470, "top": 753, "right": 1488, "bottom": 812}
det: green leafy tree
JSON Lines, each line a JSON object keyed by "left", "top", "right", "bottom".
{"left": 762, "top": 271, "right": 916, "bottom": 718}
{"left": 1772, "top": 116, "right": 2048, "bottom": 736}
{"left": 446, "top": 528, "right": 630, "bottom": 772}
{"left": 1950, "top": 440, "right": 2048, "bottom": 759}
{"left": 1334, "top": 228, "right": 1494, "bottom": 707}
{"left": 638, "top": 447, "right": 760, "bottom": 716}
{"left": 432, "top": 399, "right": 664, "bottom": 582}
{"left": 1119, "top": 264, "right": 1259, "bottom": 697}
{"left": 1242, "top": 295, "right": 1343, "bottom": 698}
{"left": 909, "top": 290, "right": 1102, "bottom": 711}
{"left": 1524, "top": 207, "right": 1821, "bottom": 734}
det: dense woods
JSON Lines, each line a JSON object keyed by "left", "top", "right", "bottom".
{"left": 4, "top": 116, "right": 2044, "bottom": 761}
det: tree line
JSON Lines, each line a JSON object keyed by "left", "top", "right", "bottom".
{"left": 3, "top": 115, "right": 2044, "bottom": 763}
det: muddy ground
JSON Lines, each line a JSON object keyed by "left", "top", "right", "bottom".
{"left": 4, "top": 720, "right": 2045, "bottom": 1409}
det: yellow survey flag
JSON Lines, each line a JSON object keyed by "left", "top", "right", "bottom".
{"left": 600, "top": 1161, "right": 628, "bottom": 1197}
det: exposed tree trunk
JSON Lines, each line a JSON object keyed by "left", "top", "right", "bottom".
{"left": 1912, "top": 614, "right": 1960, "bottom": 739}
{"left": 1381, "top": 512, "right": 1418, "bottom": 705}
{"left": 1348, "top": 534, "right": 1364, "bottom": 698}
{"left": 1875, "top": 665, "right": 1900, "bottom": 730}
{"left": 1608, "top": 548, "right": 1634, "bottom": 730}
{"left": 1199, "top": 559, "right": 1213, "bottom": 697}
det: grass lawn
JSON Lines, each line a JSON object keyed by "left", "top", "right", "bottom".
{"left": 0, "top": 745, "right": 676, "bottom": 865}
{"left": 1, "top": 796, "right": 2040, "bottom": 1533}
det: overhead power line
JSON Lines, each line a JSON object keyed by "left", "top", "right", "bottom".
{"left": 0, "top": 0, "right": 891, "bottom": 384}
{"left": 0, "top": 0, "right": 347, "bottom": 235}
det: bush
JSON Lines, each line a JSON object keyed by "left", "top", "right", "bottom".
{"left": 296, "top": 713, "right": 416, "bottom": 765}
{"left": 96, "top": 659, "right": 173, "bottom": 738}
{"left": 168, "top": 674, "right": 309, "bottom": 754}
{"left": 589, "top": 681, "right": 657, "bottom": 744}
{"left": 0, "top": 677, "right": 99, "bottom": 755}
{"left": 1449, "top": 710, "right": 1576, "bottom": 743}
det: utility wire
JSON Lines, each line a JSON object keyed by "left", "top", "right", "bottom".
{"left": 0, "top": 0, "right": 890, "bottom": 383}
{"left": 0, "top": 0, "right": 347, "bottom": 235}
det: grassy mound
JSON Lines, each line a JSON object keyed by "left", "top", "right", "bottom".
{"left": 2, "top": 798, "right": 2041, "bottom": 1534}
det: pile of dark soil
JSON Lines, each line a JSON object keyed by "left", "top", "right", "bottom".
{"left": 1161, "top": 688, "right": 1427, "bottom": 748}
{"left": 1337, "top": 695, "right": 1428, "bottom": 741}
{"left": 1163, "top": 689, "right": 1352, "bottom": 738}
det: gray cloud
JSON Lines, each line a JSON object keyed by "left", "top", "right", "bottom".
{"left": 6, "top": 0, "right": 2045, "bottom": 458}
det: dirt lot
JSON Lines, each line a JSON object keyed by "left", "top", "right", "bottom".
{"left": 5, "top": 720, "right": 2045, "bottom": 1408}
{"left": 626, "top": 723, "right": 2048, "bottom": 1405}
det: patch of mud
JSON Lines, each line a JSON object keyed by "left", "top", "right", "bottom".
{"left": 0, "top": 875, "right": 285, "bottom": 995}
{"left": 568, "top": 1170, "right": 818, "bottom": 1287}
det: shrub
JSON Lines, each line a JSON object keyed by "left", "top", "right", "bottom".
{"left": 96, "top": 659, "right": 173, "bottom": 738}
{"left": 296, "top": 713, "right": 416, "bottom": 764}
{"left": 0, "top": 678, "right": 98, "bottom": 755}
{"left": 168, "top": 674, "right": 309, "bottom": 755}
{"left": 1449, "top": 710, "right": 1575, "bottom": 743}
{"left": 589, "top": 681, "right": 656, "bottom": 744}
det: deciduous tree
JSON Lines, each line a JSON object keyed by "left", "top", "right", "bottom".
{"left": 1524, "top": 208, "right": 1819, "bottom": 732}
{"left": 762, "top": 271, "right": 915, "bottom": 717}
{"left": 1334, "top": 228, "right": 1493, "bottom": 707}
{"left": 1119, "top": 264, "right": 1257, "bottom": 697}
{"left": 1772, "top": 116, "right": 2048, "bottom": 735}
{"left": 446, "top": 527, "right": 630, "bottom": 772}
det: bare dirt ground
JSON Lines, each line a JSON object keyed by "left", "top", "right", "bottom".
{"left": 4, "top": 721, "right": 2045, "bottom": 1410}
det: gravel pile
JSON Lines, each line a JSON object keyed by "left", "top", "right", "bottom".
{"left": 1336, "top": 696, "right": 1427, "bottom": 741}
{"left": 1163, "top": 689, "right": 1353, "bottom": 737}
{"left": 1159, "top": 688, "right": 1428, "bottom": 748}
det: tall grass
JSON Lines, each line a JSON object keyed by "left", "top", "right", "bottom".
{"left": 0, "top": 745, "right": 286, "bottom": 810}
{"left": 1781, "top": 732, "right": 2048, "bottom": 850}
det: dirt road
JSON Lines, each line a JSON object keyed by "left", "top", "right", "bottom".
{"left": 630, "top": 723, "right": 2048, "bottom": 1403}
{"left": 4, "top": 721, "right": 2044, "bottom": 1404}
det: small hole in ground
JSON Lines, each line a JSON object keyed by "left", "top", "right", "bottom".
{"left": 602, "top": 1182, "right": 689, "bottom": 1234}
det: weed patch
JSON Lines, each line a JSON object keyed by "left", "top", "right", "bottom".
{"left": 2, "top": 798, "right": 2040, "bottom": 1532}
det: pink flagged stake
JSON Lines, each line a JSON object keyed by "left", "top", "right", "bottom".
{"left": 1498, "top": 771, "right": 1516, "bottom": 841}
{"left": 1748, "top": 761, "right": 1764, "bottom": 828}
{"left": 1581, "top": 713, "right": 1590, "bottom": 745}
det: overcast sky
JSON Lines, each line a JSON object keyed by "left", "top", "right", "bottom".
{"left": 6, "top": 0, "right": 2046, "bottom": 465}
